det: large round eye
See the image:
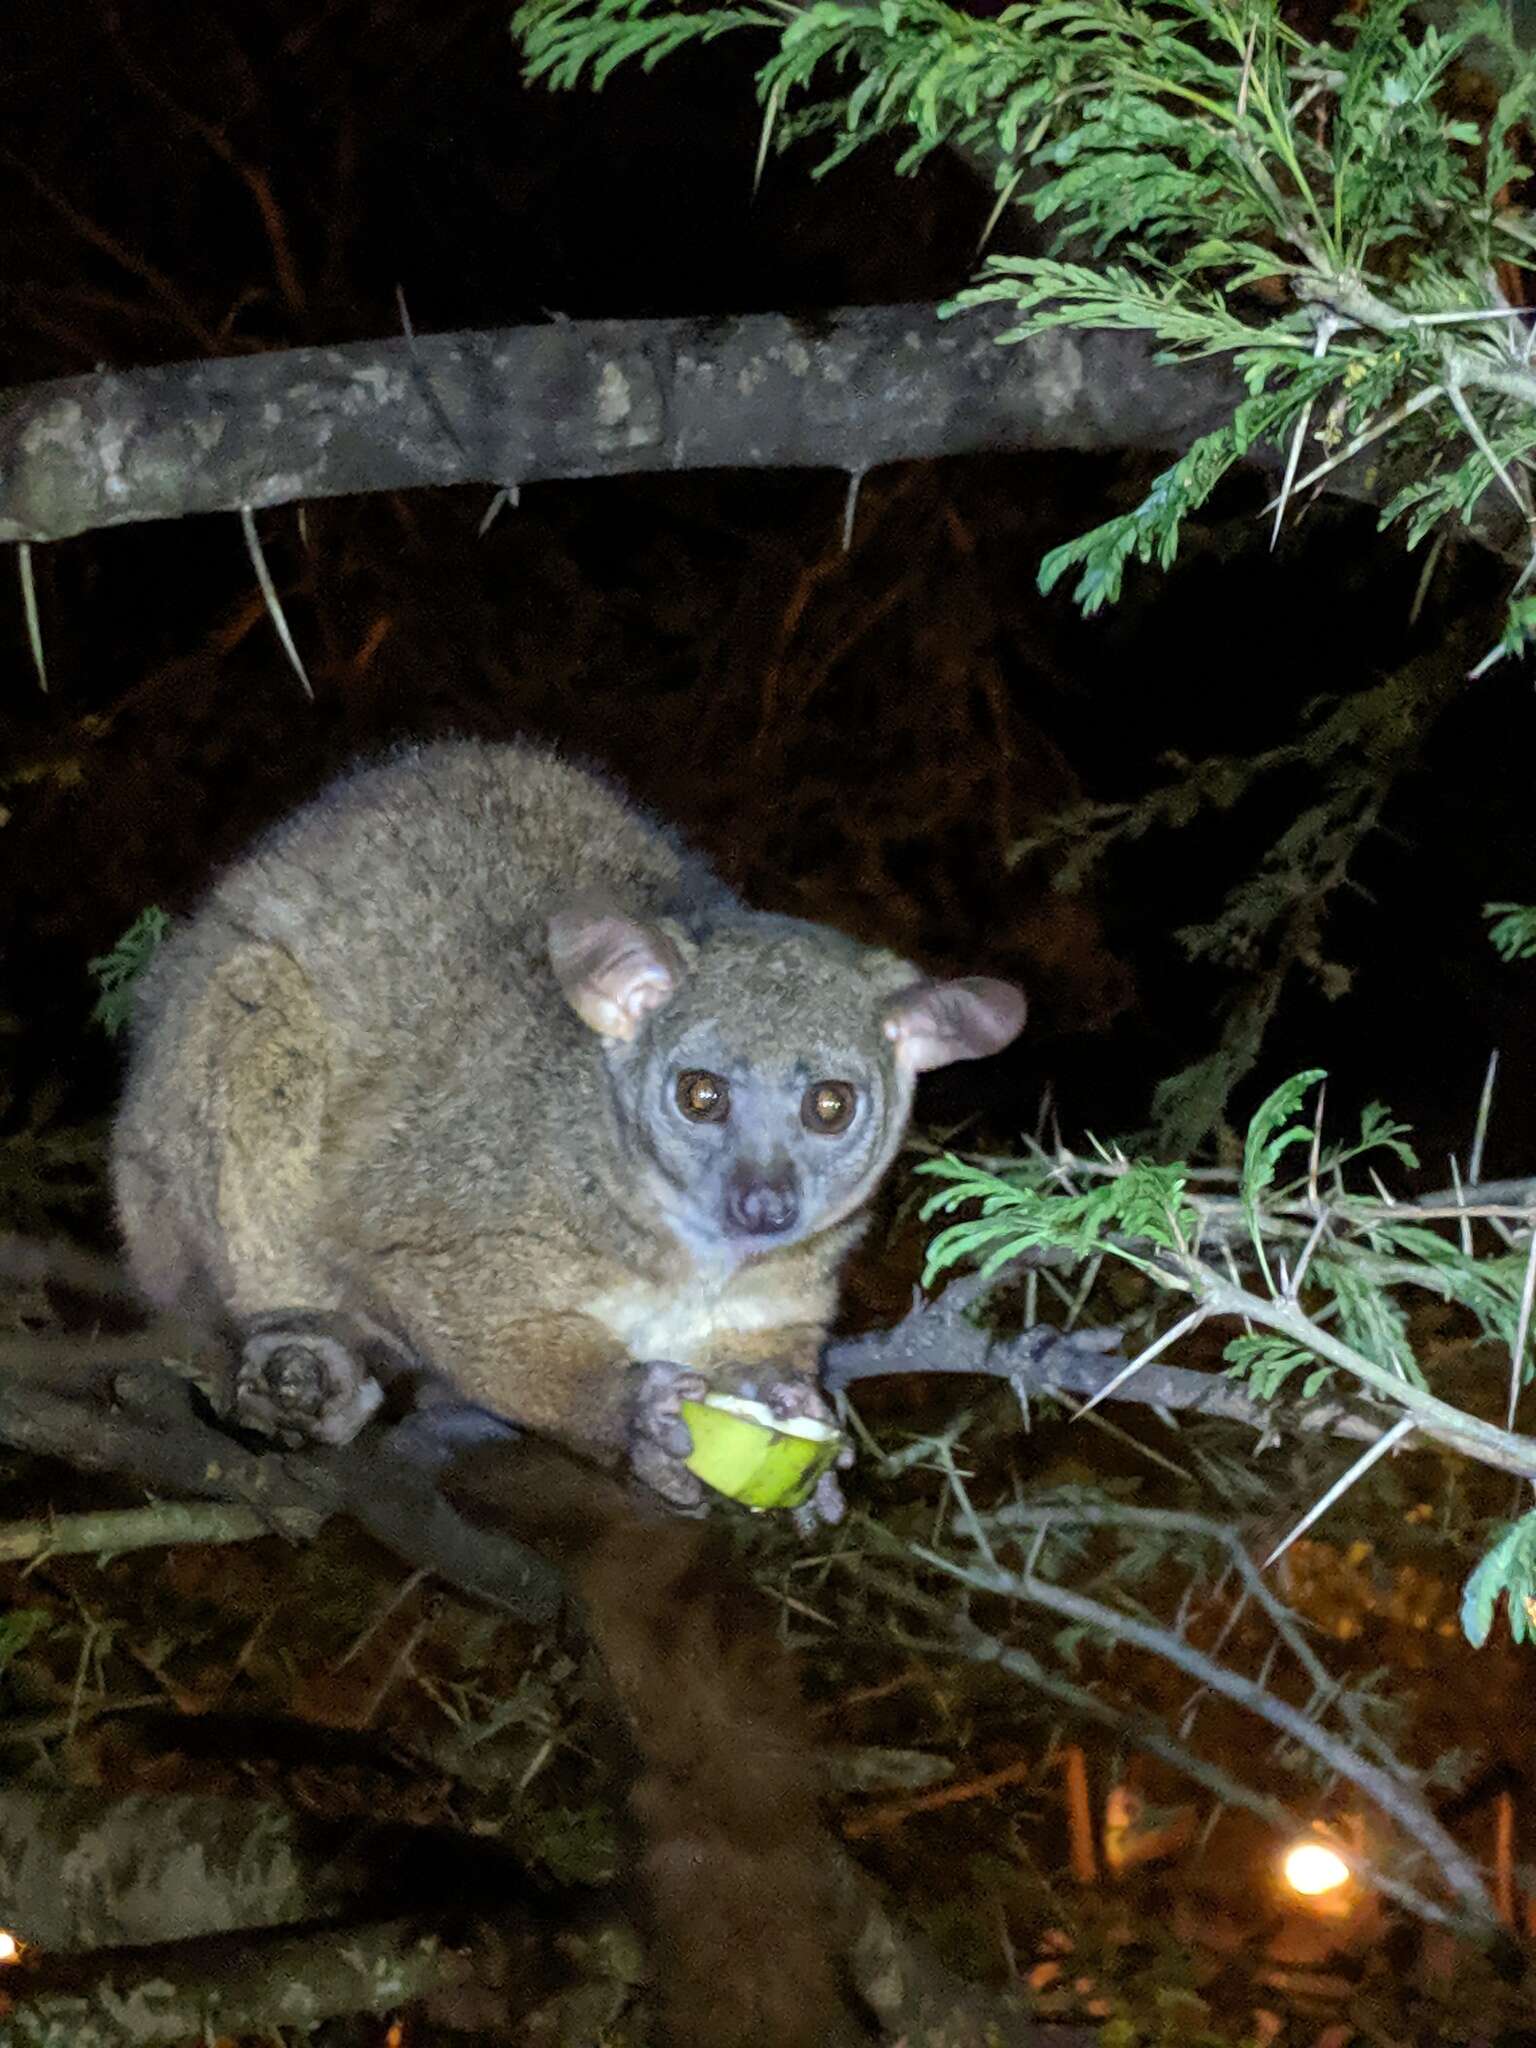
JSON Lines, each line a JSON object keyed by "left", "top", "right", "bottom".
{"left": 802, "top": 1080, "right": 856, "bottom": 1134}
{"left": 677, "top": 1069, "right": 730, "bottom": 1123}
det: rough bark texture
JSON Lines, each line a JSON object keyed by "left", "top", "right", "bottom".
{"left": 0, "top": 1788, "right": 376, "bottom": 1951}
{"left": 0, "top": 1723, "right": 1092, "bottom": 2047}
{"left": 0, "top": 303, "right": 1243, "bottom": 543}
{"left": 0, "top": 1916, "right": 491, "bottom": 2047}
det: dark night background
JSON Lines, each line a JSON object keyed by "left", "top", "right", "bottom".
{"left": 3, "top": 0, "right": 1535, "bottom": 1206}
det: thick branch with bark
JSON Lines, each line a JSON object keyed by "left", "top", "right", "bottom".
{"left": 0, "top": 1784, "right": 1090, "bottom": 2048}
{"left": 0, "top": 1787, "right": 405, "bottom": 1951}
{"left": 0, "top": 1915, "right": 499, "bottom": 2048}
{"left": 1, "top": 304, "right": 1249, "bottom": 543}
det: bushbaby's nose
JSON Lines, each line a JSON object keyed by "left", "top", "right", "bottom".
{"left": 723, "top": 1166, "right": 800, "bottom": 1238}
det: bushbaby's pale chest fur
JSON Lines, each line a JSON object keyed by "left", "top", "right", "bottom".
{"left": 585, "top": 1258, "right": 837, "bottom": 1368}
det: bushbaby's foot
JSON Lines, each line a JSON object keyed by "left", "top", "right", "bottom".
{"left": 628, "top": 1358, "right": 709, "bottom": 1511}
{"left": 234, "top": 1310, "right": 385, "bottom": 1447}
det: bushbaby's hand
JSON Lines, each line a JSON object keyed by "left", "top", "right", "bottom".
{"left": 792, "top": 1467, "right": 848, "bottom": 1534}
{"left": 627, "top": 1358, "right": 709, "bottom": 1512}
{"left": 758, "top": 1371, "right": 844, "bottom": 1438}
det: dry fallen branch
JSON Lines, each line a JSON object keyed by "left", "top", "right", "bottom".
{"left": 0, "top": 1786, "right": 426, "bottom": 1950}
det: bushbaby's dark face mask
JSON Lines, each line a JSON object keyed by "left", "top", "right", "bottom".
{"left": 547, "top": 895, "right": 1026, "bottom": 1262}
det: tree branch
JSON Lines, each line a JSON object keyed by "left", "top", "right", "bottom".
{"left": 0, "top": 1786, "right": 422, "bottom": 1951}
{"left": 924, "top": 1543, "right": 1494, "bottom": 1929}
{"left": 0, "top": 1765, "right": 1091, "bottom": 2047}
{"left": 0, "top": 1499, "right": 322, "bottom": 1565}
{"left": 0, "top": 1915, "right": 496, "bottom": 2048}
{"left": 0, "top": 1225, "right": 1390, "bottom": 1597}
{"left": 823, "top": 1280, "right": 1386, "bottom": 1446}
{"left": 0, "top": 302, "right": 1256, "bottom": 544}
{"left": 0, "top": 1350, "right": 563, "bottom": 1623}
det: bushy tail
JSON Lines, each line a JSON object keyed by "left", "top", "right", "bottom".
{"left": 443, "top": 1438, "right": 862, "bottom": 2048}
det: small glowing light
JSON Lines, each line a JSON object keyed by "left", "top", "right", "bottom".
{"left": 0, "top": 1929, "right": 21, "bottom": 1963}
{"left": 1283, "top": 1841, "right": 1350, "bottom": 1897}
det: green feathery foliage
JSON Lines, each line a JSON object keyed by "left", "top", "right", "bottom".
{"left": 1486, "top": 898, "right": 1536, "bottom": 959}
{"left": 1462, "top": 1512, "right": 1536, "bottom": 1644}
{"left": 88, "top": 907, "right": 169, "bottom": 1039}
{"left": 515, "top": 0, "right": 1536, "bottom": 642}
{"left": 918, "top": 1070, "right": 1536, "bottom": 1644}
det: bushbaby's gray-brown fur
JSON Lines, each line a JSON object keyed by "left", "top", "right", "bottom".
{"left": 113, "top": 740, "right": 1024, "bottom": 1499}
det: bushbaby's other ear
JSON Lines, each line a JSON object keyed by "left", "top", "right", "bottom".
{"left": 882, "top": 977, "right": 1026, "bottom": 1075}
{"left": 547, "top": 890, "right": 685, "bottom": 1041}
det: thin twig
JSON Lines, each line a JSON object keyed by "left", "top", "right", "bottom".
{"left": 754, "top": 76, "right": 783, "bottom": 195}
{"left": 1270, "top": 313, "right": 1336, "bottom": 548}
{"left": 1470, "top": 1050, "right": 1500, "bottom": 1193}
{"left": 983, "top": 1502, "right": 1404, "bottom": 1775}
{"left": 843, "top": 1755, "right": 1036, "bottom": 1840}
{"left": 866, "top": 1564, "right": 1474, "bottom": 1932}
{"left": 1445, "top": 374, "right": 1532, "bottom": 523}
{"left": 17, "top": 543, "right": 47, "bottom": 693}
{"left": 1505, "top": 1226, "right": 1536, "bottom": 1435}
{"left": 1287, "top": 1209, "right": 1330, "bottom": 1299}
{"left": 0, "top": 1500, "right": 323, "bottom": 1564}
{"left": 916, "top": 1544, "right": 1494, "bottom": 1926}
{"left": 1260, "top": 382, "right": 1444, "bottom": 511}
{"left": 841, "top": 468, "right": 866, "bottom": 552}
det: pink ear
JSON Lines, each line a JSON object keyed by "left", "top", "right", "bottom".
{"left": 882, "top": 977, "right": 1026, "bottom": 1075}
{"left": 547, "top": 891, "right": 684, "bottom": 1040}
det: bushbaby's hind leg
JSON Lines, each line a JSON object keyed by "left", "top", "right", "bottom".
{"left": 166, "top": 942, "right": 401, "bottom": 1446}
{"left": 118, "top": 935, "right": 340, "bottom": 1318}
{"left": 205, "top": 942, "right": 336, "bottom": 1308}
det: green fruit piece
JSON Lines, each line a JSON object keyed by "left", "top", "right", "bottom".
{"left": 679, "top": 1394, "right": 842, "bottom": 1511}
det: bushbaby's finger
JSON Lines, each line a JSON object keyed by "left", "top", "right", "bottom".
{"left": 791, "top": 1473, "right": 845, "bottom": 1534}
